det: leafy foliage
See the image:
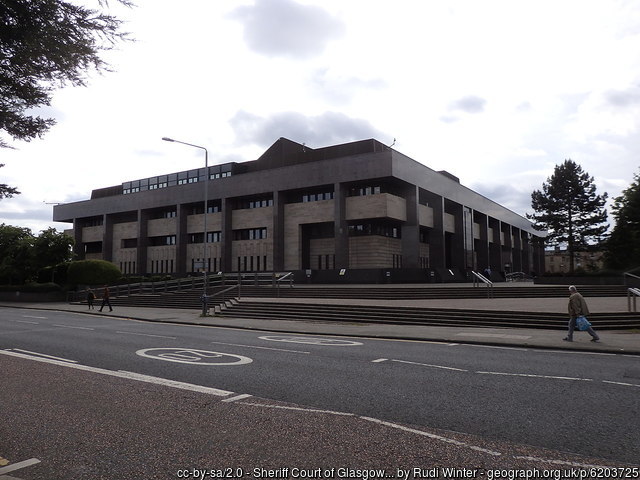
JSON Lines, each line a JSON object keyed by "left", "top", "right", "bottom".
{"left": 0, "top": 224, "right": 73, "bottom": 284}
{"left": 605, "top": 170, "right": 640, "bottom": 270}
{"left": 67, "top": 259, "right": 121, "bottom": 286}
{"left": 0, "top": 0, "right": 132, "bottom": 148}
{"left": 528, "top": 159, "right": 608, "bottom": 273}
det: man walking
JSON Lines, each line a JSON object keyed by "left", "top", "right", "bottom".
{"left": 563, "top": 285, "right": 600, "bottom": 342}
{"left": 99, "top": 285, "right": 113, "bottom": 312}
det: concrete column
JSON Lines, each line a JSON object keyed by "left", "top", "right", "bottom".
{"left": 102, "top": 214, "right": 114, "bottom": 263}
{"left": 136, "top": 209, "right": 149, "bottom": 275}
{"left": 424, "top": 192, "right": 445, "bottom": 268}
{"left": 401, "top": 184, "right": 420, "bottom": 268}
{"left": 334, "top": 182, "right": 349, "bottom": 269}
{"left": 272, "top": 191, "right": 285, "bottom": 271}
{"left": 72, "top": 218, "right": 84, "bottom": 260}
{"left": 221, "top": 198, "right": 233, "bottom": 272}
{"left": 176, "top": 203, "right": 189, "bottom": 276}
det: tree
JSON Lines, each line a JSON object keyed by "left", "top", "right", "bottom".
{"left": 0, "top": 223, "right": 34, "bottom": 283}
{"left": 605, "top": 170, "right": 640, "bottom": 270}
{"left": 33, "top": 227, "right": 74, "bottom": 272}
{"left": 0, "top": 164, "right": 20, "bottom": 199}
{"left": 528, "top": 159, "right": 608, "bottom": 273}
{"left": 0, "top": 0, "right": 132, "bottom": 149}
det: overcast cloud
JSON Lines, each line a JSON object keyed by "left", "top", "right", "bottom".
{"left": 1, "top": 0, "right": 640, "bottom": 234}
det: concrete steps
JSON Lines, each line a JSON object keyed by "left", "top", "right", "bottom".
{"left": 215, "top": 301, "right": 640, "bottom": 331}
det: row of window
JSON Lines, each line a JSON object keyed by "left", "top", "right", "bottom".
{"left": 142, "top": 228, "right": 268, "bottom": 247}
{"left": 237, "top": 255, "right": 268, "bottom": 272}
{"left": 348, "top": 222, "right": 401, "bottom": 239}
{"left": 188, "top": 232, "right": 222, "bottom": 244}
{"left": 150, "top": 259, "right": 174, "bottom": 274}
{"left": 123, "top": 168, "right": 232, "bottom": 194}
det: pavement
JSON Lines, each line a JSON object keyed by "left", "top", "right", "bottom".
{"left": 1, "top": 294, "right": 639, "bottom": 355}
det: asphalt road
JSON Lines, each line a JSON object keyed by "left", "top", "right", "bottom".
{"left": 1, "top": 307, "right": 639, "bottom": 478}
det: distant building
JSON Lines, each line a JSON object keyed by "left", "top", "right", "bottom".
{"left": 53, "top": 138, "right": 546, "bottom": 281}
{"left": 545, "top": 247, "right": 604, "bottom": 273}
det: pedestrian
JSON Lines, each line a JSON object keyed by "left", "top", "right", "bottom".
{"left": 563, "top": 285, "right": 599, "bottom": 343}
{"left": 86, "top": 288, "right": 95, "bottom": 310}
{"left": 99, "top": 285, "right": 113, "bottom": 312}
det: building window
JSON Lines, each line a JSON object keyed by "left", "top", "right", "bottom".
{"left": 207, "top": 231, "right": 221, "bottom": 243}
{"left": 348, "top": 222, "right": 401, "bottom": 238}
{"left": 233, "top": 228, "right": 267, "bottom": 240}
{"left": 149, "top": 235, "right": 176, "bottom": 246}
{"left": 348, "top": 185, "right": 382, "bottom": 197}
{"left": 236, "top": 196, "right": 273, "bottom": 209}
{"left": 121, "top": 238, "right": 137, "bottom": 248}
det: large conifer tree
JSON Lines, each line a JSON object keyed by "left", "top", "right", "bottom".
{"left": 528, "top": 159, "right": 608, "bottom": 273}
{"left": 605, "top": 170, "right": 640, "bottom": 270}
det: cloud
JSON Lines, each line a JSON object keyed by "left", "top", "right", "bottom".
{"left": 310, "top": 69, "right": 387, "bottom": 104}
{"left": 604, "top": 87, "right": 640, "bottom": 108}
{"left": 228, "top": 0, "right": 345, "bottom": 60}
{"left": 450, "top": 95, "right": 487, "bottom": 114}
{"left": 471, "top": 182, "right": 533, "bottom": 217}
{"left": 230, "top": 110, "right": 387, "bottom": 148}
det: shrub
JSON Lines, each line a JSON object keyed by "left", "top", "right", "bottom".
{"left": 67, "top": 260, "right": 121, "bottom": 286}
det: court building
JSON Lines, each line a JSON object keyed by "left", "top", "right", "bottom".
{"left": 53, "top": 138, "right": 545, "bottom": 282}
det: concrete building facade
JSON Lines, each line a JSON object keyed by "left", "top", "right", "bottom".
{"left": 53, "top": 138, "right": 546, "bottom": 282}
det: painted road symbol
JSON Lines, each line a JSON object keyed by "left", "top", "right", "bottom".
{"left": 258, "top": 336, "right": 363, "bottom": 346}
{"left": 136, "top": 348, "right": 252, "bottom": 365}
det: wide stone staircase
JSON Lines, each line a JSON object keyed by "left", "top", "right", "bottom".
{"left": 85, "top": 282, "right": 640, "bottom": 331}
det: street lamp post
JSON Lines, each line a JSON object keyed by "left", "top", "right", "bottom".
{"left": 162, "top": 137, "right": 209, "bottom": 315}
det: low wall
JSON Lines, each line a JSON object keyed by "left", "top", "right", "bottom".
{"left": 534, "top": 276, "right": 624, "bottom": 286}
{"left": 0, "top": 291, "right": 67, "bottom": 302}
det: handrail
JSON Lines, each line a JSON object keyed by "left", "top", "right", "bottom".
{"left": 471, "top": 271, "right": 494, "bottom": 298}
{"left": 628, "top": 287, "right": 640, "bottom": 312}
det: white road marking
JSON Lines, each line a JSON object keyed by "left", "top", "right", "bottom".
{"left": 371, "top": 358, "right": 388, "bottom": 363}
{"left": 237, "top": 402, "right": 355, "bottom": 416}
{"left": 0, "top": 458, "right": 41, "bottom": 475}
{"left": 136, "top": 348, "right": 252, "bottom": 366}
{"left": 602, "top": 380, "right": 640, "bottom": 388}
{"left": 222, "top": 394, "right": 253, "bottom": 403}
{"left": 13, "top": 320, "right": 40, "bottom": 324}
{"left": 456, "top": 332, "right": 532, "bottom": 340}
{"left": 259, "top": 335, "right": 363, "bottom": 346}
{"left": 476, "top": 371, "right": 593, "bottom": 382}
{"left": 10, "top": 349, "right": 78, "bottom": 363}
{"left": 0, "top": 349, "right": 233, "bottom": 397}
{"left": 391, "top": 359, "right": 468, "bottom": 372}
{"left": 116, "top": 331, "right": 177, "bottom": 339}
{"left": 465, "top": 344, "right": 528, "bottom": 351}
{"left": 53, "top": 324, "right": 95, "bottom": 330}
{"left": 360, "top": 416, "right": 502, "bottom": 456}
{"left": 210, "top": 341, "right": 309, "bottom": 354}
{"left": 22, "top": 315, "right": 46, "bottom": 320}
{"left": 512, "top": 455, "right": 606, "bottom": 468}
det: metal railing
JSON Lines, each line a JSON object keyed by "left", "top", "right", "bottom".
{"left": 628, "top": 287, "right": 640, "bottom": 312}
{"left": 69, "top": 271, "right": 294, "bottom": 303}
{"left": 505, "top": 272, "right": 534, "bottom": 282}
{"left": 471, "top": 271, "right": 494, "bottom": 298}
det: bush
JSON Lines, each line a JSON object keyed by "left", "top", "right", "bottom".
{"left": 0, "top": 282, "right": 63, "bottom": 292}
{"left": 67, "top": 260, "right": 121, "bottom": 286}
{"left": 37, "top": 262, "right": 70, "bottom": 285}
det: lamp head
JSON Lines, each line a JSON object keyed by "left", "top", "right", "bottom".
{"left": 162, "top": 137, "right": 175, "bottom": 142}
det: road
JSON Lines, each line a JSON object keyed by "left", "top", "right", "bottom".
{"left": 1, "top": 306, "right": 639, "bottom": 478}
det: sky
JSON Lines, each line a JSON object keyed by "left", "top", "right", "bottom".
{"left": 2, "top": 0, "right": 640, "bottom": 234}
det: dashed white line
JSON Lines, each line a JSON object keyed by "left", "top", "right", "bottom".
{"left": 22, "top": 315, "right": 46, "bottom": 320}
{"left": 476, "top": 371, "right": 593, "bottom": 382}
{"left": 602, "top": 380, "right": 640, "bottom": 388}
{"left": 116, "top": 331, "right": 177, "bottom": 339}
{"left": 222, "top": 394, "right": 253, "bottom": 403}
{"left": 360, "top": 416, "right": 502, "bottom": 456}
{"left": 0, "top": 458, "right": 41, "bottom": 475}
{"left": 391, "top": 359, "right": 468, "bottom": 372}
{"left": 371, "top": 358, "right": 388, "bottom": 363}
{"left": 210, "top": 341, "right": 310, "bottom": 354}
{"left": 53, "top": 324, "right": 95, "bottom": 330}
{"left": 10, "top": 349, "right": 78, "bottom": 363}
{"left": 13, "top": 320, "right": 40, "bottom": 324}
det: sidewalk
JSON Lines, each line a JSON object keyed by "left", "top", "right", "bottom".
{"left": 2, "top": 298, "right": 639, "bottom": 355}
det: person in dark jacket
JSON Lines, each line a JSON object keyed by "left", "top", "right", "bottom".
{"left": 99, "top": 285, "right": 113, "bottom": 312}
{"left": 86, "top": 288, "right": 95, "bottom": 310}
{"left": 563, "top": 285, "right": 599, "bottom": 342}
